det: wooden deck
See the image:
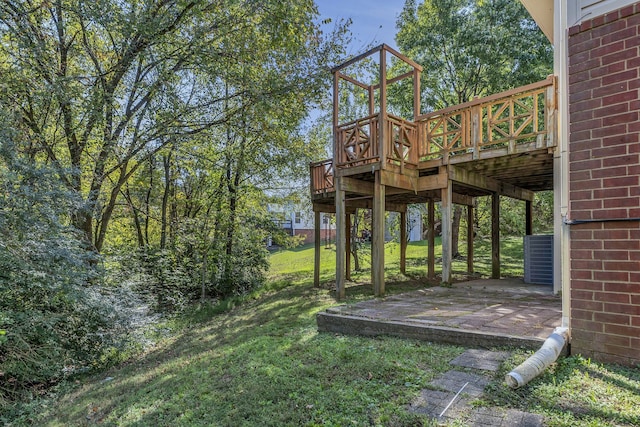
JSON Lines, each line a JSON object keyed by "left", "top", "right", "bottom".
{"left": 310, "top": 44, "right": 558, "bottom": 299}
{"left": 311, "top": 76, "right": 557, "bottom": 207}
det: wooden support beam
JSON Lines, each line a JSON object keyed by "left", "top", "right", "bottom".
{"left": 336, "top": 72, "right": 369, "bottom": 90}
{"left": 441, "top": 184, "right": 453, "bottom": 284}
{"left": 448, "top": 165, "right": 535, "bottom": 201}
{"left": 467, "top": 205, "right": 474, "bottom": 274}
{"left": 346, "top": 213, "right": 352, "bottom": 281}
{"left": 339, "top": 176, "right": 374, "bottom": 195}
{"left": 334, "top": 162, "right": 380, "bottom": 177}
{"left": 314, "top": 211, "right": 321, "bottom": 287}
{"left": 418, "top": 173, "right": 449, "bottom": 191}
{"left": 379, "top": 48, "right": 387, "bottom": 170}
{"left": 526, "top": 200, "right": 533, "bottom": 236}
{"left": 400, "top": 211, "right": 407, "bottom": 275}
{"left": 369, "top": 85, "right": 375, "bottom": 116}
{"left": 380, "top": 169, "right": 448, "bottom": 192}
{"left": 452, "top": 193, "right": 475, "bottom": 206}
{"left": 313, "top": 203, "right": 357, "bottom": 214}
{"left": 413, "top": 69, "right": 421, "bottom": 121}
{"left": 492, "top": 193, "right": 500, "bottom": 279}
{"left": 381, "top": 169, "right": 417, "bottom": 191}
{"left": 372, "top": 171, "right": 386, "bottom": 296}
{"left": 428, "top": 198, "right": 435, "bottom": 280}
{"left": 335, "top": 177, "right": 346, "bottom": 299}
{"left": 332, "top": 72, "right": 339, "bottom": 159}
{"left": 331, "top": 44, "right": 383, "bottom": 73}
{"left": 371, "top": 70, "right": 415, "bottom": 90}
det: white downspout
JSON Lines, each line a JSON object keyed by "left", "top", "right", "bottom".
{"left": 505, "top": 327, "right": 569, "bottom": 388}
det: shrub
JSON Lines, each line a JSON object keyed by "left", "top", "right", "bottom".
{"left": 0, "top": 137, "right": 118, "bottom": 406}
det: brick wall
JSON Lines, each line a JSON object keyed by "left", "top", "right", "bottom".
{"left": 568, "top": 3, "right": 640, "bottom": 365}
{"left": 294, "top": 229, "right": 336, "bottom": 245}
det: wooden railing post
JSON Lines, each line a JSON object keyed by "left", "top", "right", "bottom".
{"left": 332, "top": 71, "right": 339, "bottom": 163}
{"left": 379, "top": 47, "right": 387, "bottom": 169}
{"left": 471, "top": 102, "right": 481, "bottom": 160}
{"left": 546, "top": 76, "right": 557, "bottom": 148}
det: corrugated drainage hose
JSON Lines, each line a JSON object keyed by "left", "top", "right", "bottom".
{"left": 505, "top": 327, "right": 569, "bottom": 389}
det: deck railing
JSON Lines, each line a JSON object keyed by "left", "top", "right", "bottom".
{"left": 335, "top": 113, "right": 419, "bottom": 170}
{"left": 386, "top": 114, "right": 418, "bottom": 171}
{"left": 310, "top": 159, "right": 334, "bottom": 195}
{"left": 417, "top": 76, "right": 557, "bottom": 162}
{"left": 313, "top": 77, "right": 557, "bottom": 195}
{"left": 335, "top": 114, "right": 379, "bottom": 167}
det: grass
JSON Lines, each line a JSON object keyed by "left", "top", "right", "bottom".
{"left": 268, "top": 236, "right": 526, "bottom": 289}
{"left": 7, "top": 237, "right": 640, "bottom": 426}
{"left": 481, "top": 353, "right": 640, "bottom": 426}
{"left": 20, "top": 285, "right": 463, "bottom": 426}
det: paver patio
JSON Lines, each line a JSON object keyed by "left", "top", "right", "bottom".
{"left": 317, "top": 278, "right": 562, "bottom": 350}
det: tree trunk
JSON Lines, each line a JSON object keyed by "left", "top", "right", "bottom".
{"left": 144, "top": 155, "right": 154, "bottom": 247}
{"left": 160, "top": 152, "right": 172, "bottom": 250}
{"left": 452, "top": 205, "right": 462, "bottom": 258}
{"left": 350, "top": 210, "right": 361, "bottom": 271}
{"left": 124, "top": 186, "right": 145, "bottom": 248}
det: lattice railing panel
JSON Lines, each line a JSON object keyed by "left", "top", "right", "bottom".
{"left": 417, "top": 77, "right": 556, "bottom": 162}
{"left": 335, "top": 114, "right": 379, "bottom": 167}
{"left": 310, "top": 159, "right": 334, "bottom": 194}
{"left": 387, "top": 114, "right": 418, "bottom": 170}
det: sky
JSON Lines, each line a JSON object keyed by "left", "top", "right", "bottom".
{"left": 316, "top": 0, "right": 408, "bottom": 53}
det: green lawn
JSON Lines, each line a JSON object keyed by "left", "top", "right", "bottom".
{"left": 268, "top": 236, "right": 526, "bottom": 288}
{"left": 10, "top": 238, "right": 640, "bottom": 426}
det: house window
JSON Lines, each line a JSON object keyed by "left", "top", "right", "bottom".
{"left": 295, "top": 212, "right": 301, "bottom": 224}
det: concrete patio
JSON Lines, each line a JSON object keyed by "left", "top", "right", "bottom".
{"left": 317, "top": 279, "right": 562, "bottom": 350}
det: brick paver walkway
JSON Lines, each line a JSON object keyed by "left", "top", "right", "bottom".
{"left": 318, "top": 278, "right": 562, "bottom": 350}
{"left": 409, "top": 349, "right": 544, "bottom": 426}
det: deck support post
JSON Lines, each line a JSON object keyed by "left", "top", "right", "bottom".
{"left": 428, "top": 198, "right": 435, "bottom": 280}
{"left": 346, "top": 212, "right": 352, "bottom": 281}
{"left": 314, "top": 210, "right": 321, "bottom": 287}
{"left": 525, "top": 200, "right": 533, "bottom": 236}
{"left": 467, "top": 204, "right": 474, "bottom": 274}
{"left": 335, "top": 177, "right": 346, "bottom": 299}
{"left": 492, "top": 192, "right": 500, "bottom": 279}
{"left": 372, "top": 171, "right": 386, "bottom": 296}
{"left": 400, "top": 210, "right": 407, "bottom": 274}
{"left": 441, "top": 181, "right": 453, "bottom": 284}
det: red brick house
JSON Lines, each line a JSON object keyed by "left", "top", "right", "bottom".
{"left": 523, "top": 0, "right": 640, "bottom": 365}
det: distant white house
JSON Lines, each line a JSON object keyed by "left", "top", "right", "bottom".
{"left": 267, "top": 204, "right": 335, "bottom": 246}
{"left": 268, "top": 203, "right": 422, "bottom": 246}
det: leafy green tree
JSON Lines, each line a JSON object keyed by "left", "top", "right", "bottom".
{"left": 0, "top": 0, "right": 349, "bottom": 304}
{"left": 0, "top": 0, "right": 346, "bottom": 253}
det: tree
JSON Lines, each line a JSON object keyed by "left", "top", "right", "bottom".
{"left": 0, "top": 0, "right": 346, "bottom": 253}
{"left": 395, "top": 0, "right": 553, "bottom": 253}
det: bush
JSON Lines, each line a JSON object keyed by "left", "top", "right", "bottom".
{"left": 0, "top": 138, "right": 119, "bottom": 407}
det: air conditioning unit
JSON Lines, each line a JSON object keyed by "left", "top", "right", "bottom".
{"left": 524, "top": 235, "right": 553, "bottom": 286}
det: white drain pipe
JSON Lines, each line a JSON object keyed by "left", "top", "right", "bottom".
{"left": 505, "top": 327, "right": 569, "bottom": 389}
